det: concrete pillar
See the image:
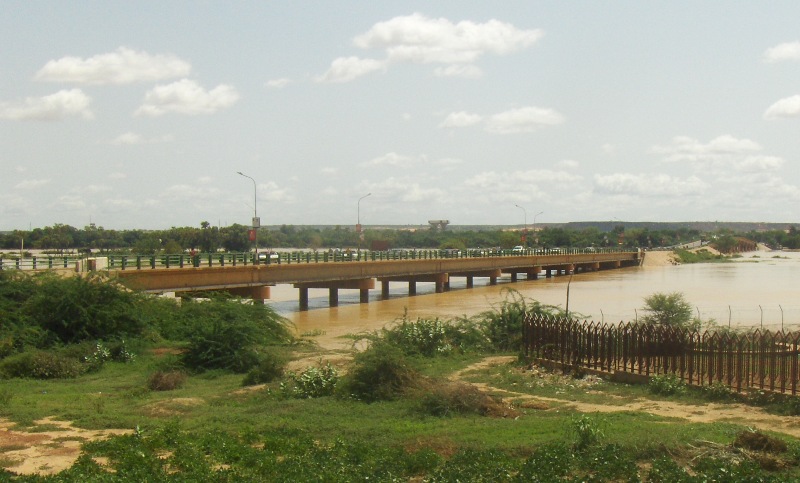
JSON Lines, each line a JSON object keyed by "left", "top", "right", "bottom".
{"left": 409, "top": 281, "right": 416, "bottom": 295}
{"left": 299, "top": 287, "right": 309, "bottom": 311}
{"left": 251, "top": 285, "right": 270, "bottom": 304}
{"left": 527, "top": 271, "right": 538, "bottom": 280}
{"left": 466, "top": 276, "right": 473, "bottom": 288}
{"left": 381, "top": 280, "right": 390, "bottom": 299}
{"left": 329, "top": 288, "right": 338, "bottom": 307}
{"left": 489, "top": 276, "right": 497, "bottom": 285}
{"left": 435, "top": 280, "right": 444, "bottom": 293}
{"left": 511, "top": 273, "right": 518, "bottom": 282}
{"left": 360, "top": 289, "right": 369, "bottom": 303}
{"left": 546, "top": 269, "right": 552, "bottom": 278}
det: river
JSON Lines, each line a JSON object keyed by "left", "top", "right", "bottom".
{"left": 265, "top": 249, "right": 800, "bottom": 349}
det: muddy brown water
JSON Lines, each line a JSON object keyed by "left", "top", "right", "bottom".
{"left": 267, "top": 250, "right": 800, "bottom": 349}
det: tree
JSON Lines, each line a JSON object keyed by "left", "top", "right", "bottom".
{"left": 640, "top": 292, "right": 693, "bottom": 328}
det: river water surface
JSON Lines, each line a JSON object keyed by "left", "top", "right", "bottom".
{"left": 267, "top": 250, "right": 800, "bottom": 349}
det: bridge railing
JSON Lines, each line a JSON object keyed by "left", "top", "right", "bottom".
{"left": 1, "top": 247, "right": 632, "bottom": 271}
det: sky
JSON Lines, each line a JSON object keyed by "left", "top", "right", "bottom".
{"left": 2, "top": 2, "right": 800, "bottom": 230}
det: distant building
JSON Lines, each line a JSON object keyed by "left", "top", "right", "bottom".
{"left": 428, "top": 220, "right": 449, "bottom": 231}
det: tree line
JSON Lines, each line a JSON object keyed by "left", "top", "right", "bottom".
{"left": 1, "top": 222, "right": 796, "bottom": 255}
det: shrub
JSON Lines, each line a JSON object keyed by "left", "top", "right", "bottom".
{"left": 570, "top": 415, "right": 604, "bottom": 451}
{"left": 648, "top": 374, "right": 686, "bottom": 396}
{"left": 342, "top": 341, "right": 419, "bottom": 402}
{"left": 478, "top": 288, "right": 562, "bottom": 352}
{"left": 282, "top": 362, "right": 339, "bottom": 398}
{"left": 412, "top": 380, "right": 514, "bottom": 418}
{"left": 0, "top": 351, "right": 84, "bottom": 379}
{"left": 702, "top": 381, "right": 734, "bottom": 401}
{"left": 242, "top": 351, "right": 287, "bottom": 386}
{"left": 178, "top": 296, "right": 292, "bottom": 373}
{"left": 147, "top": 370, "right": 188, "bottom": 391}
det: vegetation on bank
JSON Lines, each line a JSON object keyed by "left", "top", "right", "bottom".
{"left": 6, "top": 221, "right": 792, "bottom": 255}
{"left": 2, "top": 274, "right": 800, "bottom": 480}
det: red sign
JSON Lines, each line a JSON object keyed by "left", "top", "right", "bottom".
{"left": 248, "top": 229, "right": 256, "bottom": 241}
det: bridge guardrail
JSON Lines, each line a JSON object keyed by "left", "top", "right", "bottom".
{"left": 1, "top": 247, "right": 633, "bottom": 271}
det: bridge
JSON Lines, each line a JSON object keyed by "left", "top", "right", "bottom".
{"left": 106, "top": 248, "right": 643, "bottom": 310}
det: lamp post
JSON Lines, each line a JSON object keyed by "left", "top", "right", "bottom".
{"left": 357, "top": 192, "right": 371, "bottom": 252}
{"left": 532, "top": 211, "right": 543, "bottom": 246}
{"left": 514, "top": 204, "right": 527, "bottom": 245}
{"left": 237, "top": 171, "right": 259, "bottom": 262}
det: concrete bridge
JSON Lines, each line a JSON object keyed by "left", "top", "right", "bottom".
{"left": 114, "top": 251, "right": 643, "bottom": 310}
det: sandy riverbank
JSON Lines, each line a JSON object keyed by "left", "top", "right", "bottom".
{"left": 641, "top": 250, "right": 677, "bottom": 267}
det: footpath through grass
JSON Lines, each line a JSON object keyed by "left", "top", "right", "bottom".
{"left": 1, "top": 274, "right": 800, "bottom": 481}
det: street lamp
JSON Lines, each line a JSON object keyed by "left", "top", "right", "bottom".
{"left": 237, "top": 171, "right": 259, "bottom": 262}
{"left": 533, "top": 211, "right": 543, "bottom": 245}
{"left": 357, "top": 192, "right": 371, "bottom": 252}
{"left": 514, "top": 204, "right": 527, "bottom": 245}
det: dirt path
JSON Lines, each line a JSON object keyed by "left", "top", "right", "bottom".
{"left": 452, "top": 356, "right": 800, "bottom": 438}
{"left": 0, "top": 417, "right": 132, "bottom": 476}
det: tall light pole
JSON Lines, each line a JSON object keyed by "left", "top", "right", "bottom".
{"left": 357, "top": 192, "right": 371, "bottom": 252}
{"left": 514, "top": 204, "right": 527, "bottom": 245}
{"left": 533, "top": 211, "right": 543, "bottom": 246}
{"left": 237, "top": 171, "right": 259, "bottom": 262}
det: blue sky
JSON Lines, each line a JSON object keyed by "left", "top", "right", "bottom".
{"left": 2, "top": 2, "right": 800, "bottom": 230}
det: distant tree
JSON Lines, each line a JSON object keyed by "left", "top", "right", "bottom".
{"left": 640, "top": 292, "right": 694, "bottom": 328}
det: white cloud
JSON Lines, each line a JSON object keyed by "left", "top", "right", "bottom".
{"left": 485, "top": 106, "right": 565, "bottom": 134}
{"left": 557, "top": 159, "right": 579, "bottom": 169}
{"left": 34, "top": 47, "right": 191, "bottom": 85}
{"left": 108, "top": 172, "right": 127, "bottom": 179}
{"left": 54, "top": 195, "right": 86, "bottom": 211}
{"left": 365, "top": 177, "right": 447, "bottom": 203}
{"left": 317, "top": 56, "right": 386, "bottom": 83}
{"left": 652, "top": 135, "right": 762, "bottom": 163}
{"left": 594, "top": 173, "right": 707, "bottom": 197}
{"left": 135, "top": 79, "right": 240, "bottom": 116}
{"left": 764, "top": 95, "right": 800, "bottom": 120}
{"left": 14, "top": 179, "right": 51, "bottom": 189}
{"left": 362, "top": 152, "right": 418, "bottom": 167}
{"left": 439, "top": 111, "right": 482, "bottom": 128}
{"left": 110, "top": 131, "right": 174, "bottom": 145}
{"left": 434, "top": 64, "right": 483, "bottom": 78}
{"left": 265, "top": 78, "right": 291, "bottom": 88}
{"left": 320, "top": 167, "right": 339, "bottom": 175}
{"left": 734, "top": 155, "right": 784, "bottom": 172}
{"left": 321, "top": 13, "right": 542, "bottom": 82}
{"left": 354, "top": 13, "right": 543, "bottom": 64}
{"left": 258, "top": 181, "right": 294, "bottom": 203}
{"left": 0, "top": 89, "right": 93, "bottom": 121}
{"left": 763, "top": 41, "right": 800, "bottom": 63}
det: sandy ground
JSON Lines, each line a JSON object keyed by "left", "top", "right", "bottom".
{"left": 641, "top": 250, "right": 678, "bottom": 267}
{"left": 0, "top": 417, "right": 132, "bottom": 476}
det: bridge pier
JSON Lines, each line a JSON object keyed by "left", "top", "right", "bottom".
{"left": 294, "top": 279, "right": 375, "bottom": 311}
{"left": 224, "top": 285, "right": 271, "bottom": 304}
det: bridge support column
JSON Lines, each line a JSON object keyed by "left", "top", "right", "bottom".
{"left": 466, "top": 276, "right": 473, "bottom": 288}
{"left": 510, "top": 273, "right": 517, "bottom": 282}
{"left": 527, "top": 267, "right": 540, "bottom": 280}
{"left": 409, "top": 281, "right": 416, "bottom": 295}
{"left": 546, "top": 269, "right": 552, "bottom": 278}
{"left": 489, "top": 276, "right": 497, "bottom": 285}
{"left": 360, "top": 289, "right": 369, "bottom": 303}
{"left": 381, "top": 280, "right": 390, "bottom": 299}
{"left": 299, "top": 287, "right": 309, "bottom": 311}
{"left": 224, "top": 285, "right": 271, "bottom": 304}
{"left": 434, "top": 273, "right": 448, "bottom": 293}
{"left": 329, "top": 288, "right": 338, "bottom": 307}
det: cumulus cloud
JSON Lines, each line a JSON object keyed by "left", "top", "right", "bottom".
{"left": 364, "top": 176, "right": 447, "bottom": 203}
{"left": 0, "top": 89, "right": 93, "bottom": 121}
{"left": 484, "top": 106, "right": 565, "bottom": 134}
{"left": 316, "top": 56, "right": 386, "bottom": 83}
{"left": 594, "top": 173, "right": 707, "bottom": 197}
{"left": 434, "top": 64, "right": 483, "bottom": 78}
{"left": 34, "top": 47, "right": 191, "bottom": 85}
{"left": 110, "top": 131, "right": 173, "bottom": 145}
{"left": 361, "top": 152, "right": 418, "bottom": 167}
{"left": 54, "top": 195, "right": 86, "bottom": 210}
{"left": 319, "top": 13, "right": 542, "bottom": 82}
{"left": 763, "top": 41, "right": 800, "bottom": 63}
{"left": 265, "top": 78, "right": 291, "bottom": 88}
{"left": 764, "top": 95, "right": 800, "bottom": 120}
{"left": 439, "top": 111, "right": 482, "bottom": 128}
{"left": 14, "top": 179, "right": 51, "bottom": 189}
{"left": 652, "top": 135, "right": 762, "bottom": 163}
{"left": 135, "top": 79, "right": 239, "bottom": 116}
{"left": 258, "top": 181, "right": 294, "bottom": 203}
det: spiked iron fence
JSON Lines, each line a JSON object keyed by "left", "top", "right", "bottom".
{"left": 523, "top": 314, "right": 800, "bottom": 395}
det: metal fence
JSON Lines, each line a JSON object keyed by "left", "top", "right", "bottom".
{"left": 523, "top": 313, "right": 800, "bottom": 395}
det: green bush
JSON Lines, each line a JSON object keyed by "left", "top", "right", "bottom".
{"left": 413, "top": 380, "right": 508, "bottom": 417}
{"left": 242, "top": 350, "right": 287, "bottom": 386}
{"left": 342, "top": 341, "right": 419, "bottom": 402}
{"left": 478, "top": 288, "right": 562, "bottom": 352}
{"left": 0, "top": 350, "right": 84, "bottom": 379}
{"left": 178, "top": 296, "right": 292, "bottom": 373}
{"left": 648, "top": 374, "right": 686, "bottom": 396}
{"left": 570, "top": 414, "right": 604, "bottom": 451}
{"left": 282, "top": 362, "right": 339, "bottom": 398}
{"left": 702, "top": 381, "right": 734, "bottom": 401}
